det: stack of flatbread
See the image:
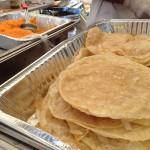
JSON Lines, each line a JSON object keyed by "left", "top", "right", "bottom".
{"left": 84, "top": 27, "right": 150, "bottom": 66}
{"left": 36, "top": 27, "right": 150, "bottom": 150}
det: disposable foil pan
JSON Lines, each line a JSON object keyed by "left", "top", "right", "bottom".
{"left": 0, "top": 20, "right": 150, "bottom": 150}
{"left": 0, "top": 11, "right": 72, "bottom": 50}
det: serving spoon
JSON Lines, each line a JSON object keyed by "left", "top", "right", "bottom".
{"left": 20, "top": 2, "right": 37, "bottom": 32}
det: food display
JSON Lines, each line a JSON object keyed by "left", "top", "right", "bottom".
{"left": 85, "top": 27, "right": 150, "bottom": 66}
{"left": 34, "top": 27, "right": 150, "bottom": 150}
{"left": 0, "top": 12, "right": 71, "bottom": 49}
{"left": 0, "top": 17, "right": 57, "bottom": 38}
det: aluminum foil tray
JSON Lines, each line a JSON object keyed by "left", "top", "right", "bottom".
{"left": 0, "top": 20, "right": 150, "bottom": 150}
{"left": 0, "top": 11, "right": 72, "bottom": 50}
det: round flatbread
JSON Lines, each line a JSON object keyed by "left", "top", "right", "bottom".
{"left": 59, "top": 54, "right": 150, "bottom": 119}
{"left": 49, "top": 80, "right": 150, "bottom": 141}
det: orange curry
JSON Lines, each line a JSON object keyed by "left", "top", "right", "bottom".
{"left": 0, "top": 17, "right": 57, "bottom": 38}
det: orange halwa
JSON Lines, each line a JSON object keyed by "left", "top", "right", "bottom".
{"left": 0, "top": 17, "right": 57, "bottom": 38}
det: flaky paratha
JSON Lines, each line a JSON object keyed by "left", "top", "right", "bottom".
{"left": 35, "top": 93, "right": 70, "bottom": 138}
{"left": 48, "top": 80, "right": 123, "bottom": 129}
{"left": 133, "top": 119, "right": 150, "bottom": 126}
{"left": 48, "top": 80, "right": 150, "bottom": 141}
{"left": 59, "top": 54, "right": 150, "bottom": 119}
{"left": 74, "top": 47, "right": 93, "bottom": 62}
{"left": 85, "top": 27, "right": 108, "bottom": 55}
{"left": 35, "top": 91, "right": 92, "bottom": 150}
{"left": 85, "top": 27, "right": 132, "bottom": 55}
{"left": 85, "top": 27, "right": 150, "bottom": 66}
{"left": 68, "top": 121, "right": 89, "bottom": 141}
{"left": 69, "top": 122, "right": 150, "bottom": 150}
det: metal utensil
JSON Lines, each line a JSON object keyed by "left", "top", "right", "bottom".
{"left": 20, "top": 2, "right": 37, "bottom": 32}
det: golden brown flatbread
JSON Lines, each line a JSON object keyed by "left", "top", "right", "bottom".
{"left": 85, "top": 27, "right": 132, "bottom": 55}
{"left": 35, "top": 27, "right": 150, "bottom": 149}
{"left": 85, "top": 27, "right": 150, "bottom": 66}
{"left": 59, "top": 54, "right": 150, "bottom": 119}
{"left": 48, "top": 80, "right": 150, "bottom": 141}
{"left": 49, "top": 80, "right": 123, "bottom": 129}
{"left": 74, "top": 47, "right": 93, "bottom": 61}
{"left": 35, "top": 90, "right": 92, "bottom": 150}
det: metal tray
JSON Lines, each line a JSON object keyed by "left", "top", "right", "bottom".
{"left": 0, "top": 11, "right": 72, "bottom": 50}
{"left": 0, "top": 19, "right": 150, "bottom": 150}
